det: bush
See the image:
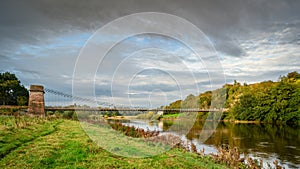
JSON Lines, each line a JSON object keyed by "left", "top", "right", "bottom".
{"left": 46, "top": 111, "right": 54, "bottom": 116}
{"left": 62, "top": 111, "right": 74, "bottom": 119}
{"left": 54, "top": 111, "right": 62, "bottom": 118}
{"left": 72, "top": 112, "right": 78, "bottom": 120}
{"left": 75, "top": 111, "right": 90, "bottom": 120}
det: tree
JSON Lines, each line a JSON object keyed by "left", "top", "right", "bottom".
{"left": 182, "top": 94, "right": 198, "bottom": 109}
{"left": 287, "top": 71, "right": 300, "bottom": 80}
{"left": 269, "top": 80, "right": 299, "bottom": 124}
{"left": 198, "top": 91, "right": 212, "bottom": 109}
{"left": 0, "top": 72, "right": 29, "bottom": 105}
{"left": 164, "top": 100, "right": 182, "bottom": 114}
{"left": 280, "top": 71, "right": 300, "bottom": 82}
{"left": 235, "top": 93, "right": 256, "bottom": 120}
{"left": 164, "top": 71, "right": 300, "bottom": 125}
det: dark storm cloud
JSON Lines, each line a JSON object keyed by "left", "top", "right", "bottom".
{"left": 1, "top": 0, "right": 300, "bottom": 106}
{"left": 1, "top": 0, "right": 299, "bottom": 59}
{"left": 0, "top": 54, "right": 9, "bottom": 60}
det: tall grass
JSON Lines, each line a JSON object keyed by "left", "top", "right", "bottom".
{"left": 0, "top": 115, "right": 62, "bottom": 159}
{"left": 108, "top": 121, "right": 159, "bottom": 138}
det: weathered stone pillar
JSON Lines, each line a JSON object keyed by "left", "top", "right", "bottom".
{"left": 28, "top": 85, "right": 45, "bottom": 116}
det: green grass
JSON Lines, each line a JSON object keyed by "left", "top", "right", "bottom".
{"left": 162, "top": 113, "right": 181, "bottom": 118}
{"left": 0, "top": 117, "right": 228, "bottom": 169}
{"left": 0, "top": 116, "right": 62, "bottom": 158}
{"left": 81, "top": 122, "right": 170, "bottom": 158}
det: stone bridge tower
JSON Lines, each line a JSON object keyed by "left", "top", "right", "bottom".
{"left": 28, "top": 85, "right": 45, "bottom": 116}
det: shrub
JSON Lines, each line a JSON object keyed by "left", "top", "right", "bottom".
{"left": 46, "top": 111, "right": 54, "bottom": 116}
{"left": 76, "top": 111, "right": 90, "bottom": 120}
{"left": 62, "top": 111, "right": 74, "bottom": 119}
{"left": 54, "top": 111, "right": 62, "bottom": 118}
{"left": 72, "top": 112, "right": 78, "bottom": 120}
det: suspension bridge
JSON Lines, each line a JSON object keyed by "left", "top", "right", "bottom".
{"left": 1, "top": 85, "right": 225, "bottom": 115}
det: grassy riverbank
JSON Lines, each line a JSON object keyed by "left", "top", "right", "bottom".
{"left": 0, "top": 116, "right": 228, "bottom": 169}
{"left": 162, "top": 113, "right": 181, "bottom": 119}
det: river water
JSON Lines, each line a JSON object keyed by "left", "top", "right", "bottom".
{"left": 122, "top": 119, "right": 300, "bottom": 168}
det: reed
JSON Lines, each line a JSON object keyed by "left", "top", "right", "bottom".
{"left": 108, "top": 121, "right": 159, "bottom": 138}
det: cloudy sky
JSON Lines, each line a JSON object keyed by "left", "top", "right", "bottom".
{"left": 1, "top": 0, "right": 300, "bottom": 107}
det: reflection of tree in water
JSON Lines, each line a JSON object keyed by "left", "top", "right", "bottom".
{"left": 192, "top": 121, "right": 299, "bottom": 166}
{"left": 162, "top": 120, "right": 173, "bottom": 131}
{"left": 162, "top": 118, "right": 299, "bottom": 166}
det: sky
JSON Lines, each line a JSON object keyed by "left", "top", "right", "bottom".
{"left": 1, "top": 0, "right": 300, "bottom": 107}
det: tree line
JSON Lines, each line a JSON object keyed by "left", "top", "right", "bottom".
{"left": 0, "top": 72, "right": 28, "bottom": 106}
{"left": 164, "top": 71, "right": 300, "bottom": 125}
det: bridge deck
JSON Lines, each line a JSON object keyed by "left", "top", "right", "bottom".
{"left": 44, "top": 107, "right": 224, "bottom": 112}
{"left": 0, "top": 106, "right": 225, "bottom": 112}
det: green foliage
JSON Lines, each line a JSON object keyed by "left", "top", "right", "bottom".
{"left": 164, "top": 100, "right": 182, "bottom": 114}
{"left": 62, "top": 111, "right": 74, "bottom": 119}
{"left": 54, "top": 111, "right": 63, "bottom": 118}
{"left": 227, "top": 72, "right": 300, "bottom": 124}
{"left": 46, "top": 111, "right": 54, "bottom": 116}
{"left": 75, "top": 111, "right": 90, "bottom": 119}
{"left": 162, "top": 113, "right": 181, "bottom": 118}
{"left": 16, "top": 96, "right": 27, "bottom": 106}
{"left": 166, "top": 71, "right": 300, "bottom": 125}
{"left": 198, "top": 91, "right": 212, "bottom": 109}
{"left": 283, "top": 71, "right": 300, "bottom": 81}
{"left": 182, "top": 94, "right": 198, "bottom": 108}
{"left": 100, "top": 110, "right": 121, "bottom": 117}
{"left": 0, "top": 72, "right": 29, "bottom": 105}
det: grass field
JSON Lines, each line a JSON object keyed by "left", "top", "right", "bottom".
{"left": 0, "top": 116, "right": 228, "bottom": 169}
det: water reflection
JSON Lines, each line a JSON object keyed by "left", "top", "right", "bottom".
{"left": 123, "top": 119, "right": 300, "bottom": 168}
{"left": 201, "top": 122, "right": 299, "bottom": 168}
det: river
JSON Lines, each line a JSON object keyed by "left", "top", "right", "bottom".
{"left": 122, "top": 118, "right": 300, "bottom": 168}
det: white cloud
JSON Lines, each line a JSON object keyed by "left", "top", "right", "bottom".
{"left": 222, "top": 24, "right": 300, "bottom": 83}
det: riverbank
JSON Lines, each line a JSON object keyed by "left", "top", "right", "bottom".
{"left": 162, "top": 113, "right": 294, "bottom": 125}
{"left": 115, "top": 112, "right": 297, "bottom": 127}
{"left": 124, "top": 117, "right": 299, "bottom": 168}
{"left": 0, "top": 116, "right": 229, "bottom": 169}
